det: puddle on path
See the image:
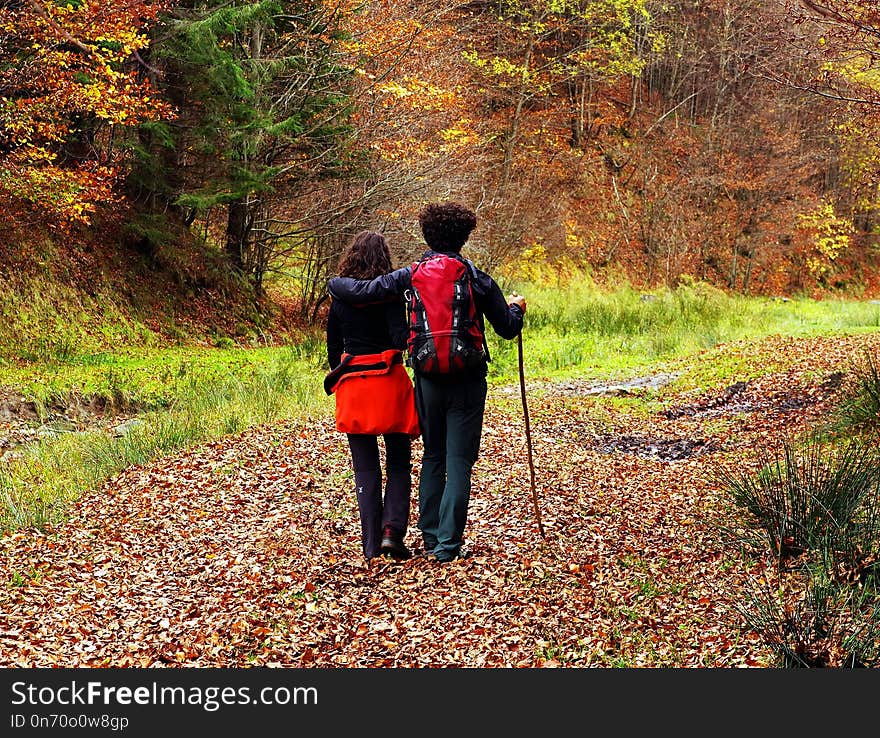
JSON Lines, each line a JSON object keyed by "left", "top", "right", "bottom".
{"left": 661, "top": 372, "right": 845, "bottom": 420}
{"left": 585, "top": 432, "right": 720, "bottom": 461}
{"left": 509, "top": 371, "right": 681, "bottom": 398}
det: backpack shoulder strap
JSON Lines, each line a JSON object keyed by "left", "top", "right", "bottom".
{"left": 459, "top": 256, "right": 489, "bottom": 359}
{"left": 463, "top": 257, "right": 479, "bottom": 282}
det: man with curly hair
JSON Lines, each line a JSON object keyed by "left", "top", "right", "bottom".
{"left": 328, "top": 202, "right": 526, "bottom": 562}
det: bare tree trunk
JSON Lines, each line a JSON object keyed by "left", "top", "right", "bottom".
{"left": 501, "top": 34, "right": 535, "bottom": 191}
{"left": 226, "top": 197, "right": 248, "bottom": 272}
{"left": 728, "top": 242, "right": 738, "bottom": 289}
{"left": 251, "top": 20, "right": 263, "bottom": 59}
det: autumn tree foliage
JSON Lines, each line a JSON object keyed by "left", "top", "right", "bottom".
{"left": 426, "top": 0, "right": 878, "bottom": 296}
{"left": 783, "top": 0, "right": 880, "bottom": 108}
{"left": 132, "top": 0, "right": 465, "bottom": 309}
{"left": 780, "top": 1, "right": 880, "bottom": 239}
{"left": 3, "top": 0, "right": 880, "bottom": 307}
{"left": 0, "top": 0, "right": 170, "bottom": 226}
{"left": 624, "top": 0, "right": 831, "bottom": 293}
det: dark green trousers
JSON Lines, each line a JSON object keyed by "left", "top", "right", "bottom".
{"left": 414, "top": 373, "right": 487, "bottom": 560}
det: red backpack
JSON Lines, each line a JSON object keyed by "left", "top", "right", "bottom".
{"left": 406, "top": 253, "right": 487, "bottom": 376}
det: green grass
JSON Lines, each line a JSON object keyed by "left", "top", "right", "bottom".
{"left": 0, "top": 345, "right": 311, "bottom": 412}
{"left": 486, "top": 279, "right": 880, "bottom": 384}
{"left": 1, "top": 347, "right": 330, "bottom": 531}
{"left": 3, "top": 275, "right": 880, "bottom": 533}
{"left": 0, "top": 275, "right": 159, "bottom": 362}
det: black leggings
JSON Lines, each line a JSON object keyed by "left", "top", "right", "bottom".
{"left": 347, "top": 433, "right": 412, "bottom": 559}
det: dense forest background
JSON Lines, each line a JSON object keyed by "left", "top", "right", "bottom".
{"left": 2, "top": 0, "right": 880, "bottom": 337}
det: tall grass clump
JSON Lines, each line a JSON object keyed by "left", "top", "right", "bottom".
{"left": 721, "top": 436, "right": 880, "bottom": 562}
{"left": 487, "top": 280, "right": 741, "bottom": 380}
{"left": 734, "top": 570, "right": 880, "bottom": 667}
{"left": 487, "top": 274, "right": 880, "bottom": 382}
{"left": 833, "top": 350, "right": 880, "bottom": 437}
{"left": 515, "top": 278, "right": 732, "bottom": 336}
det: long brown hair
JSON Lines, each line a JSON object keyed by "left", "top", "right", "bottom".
{"left": 337, "top": 230, "right": 392, "bottom": 279}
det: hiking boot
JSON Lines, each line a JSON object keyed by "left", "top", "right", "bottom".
{"left": 429, "top": 552, "right": 459, "bottom": 564}
{"left": 380, "top": 526, "right": 412, "bottom": 560}
{"left": 430, "top": 544, "right": 471, "bottom": 563}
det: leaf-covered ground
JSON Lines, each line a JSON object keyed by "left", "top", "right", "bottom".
{"left": 2, "top": 333, "right": 879, "bottom": 667}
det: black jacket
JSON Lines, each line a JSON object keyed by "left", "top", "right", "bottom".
{"left": 328, "top": 250, "right": 524, "bottom": 376}
{"left": 326, "top": 299, "right": 408, "bottom": 370}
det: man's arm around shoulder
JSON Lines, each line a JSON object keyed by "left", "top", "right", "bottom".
{"left": 328, "top": 266, "right": 412, "bottom": 303}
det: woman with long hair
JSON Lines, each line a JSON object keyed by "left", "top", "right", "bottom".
{"left": 324, "top": 231, "right": 420, "bottom": 561}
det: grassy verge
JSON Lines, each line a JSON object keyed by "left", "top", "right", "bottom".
{"left": 0, "top": 345, "right": 311, "bottom": 412}
{"left": 487, "top": 280, "right": 880, "bottom": 384}
{"left": 3, "top": 277, "right": 880, "bottom": 533}
{"left": 1, "top": 345, "right": 330, "bottom": 531}
{"left": 0, "top": 274, "right": 159, "bottom": 362}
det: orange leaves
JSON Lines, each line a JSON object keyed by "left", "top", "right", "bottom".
{"left": 337, "top": 1, "right": 476, "bottom": 168}
{"left": 0, "top": 1, "right": 171, "bottom": 226}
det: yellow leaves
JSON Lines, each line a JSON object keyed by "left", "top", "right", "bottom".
{"left": 438, "top": 118, "right": 479, "bottom": 148}
{"left": 377, "top": 82, "right": 410, "bottom": 98}
{"left": 341, "top": 13, "right": 423, "bottom": 62}
{"left": 46, "top": 2, "right": 73, "bottom": 18}
{"left": 805, "top": 256, "right": 830, "bottom": 279}
{"left": 797, "top": 200, "right": 854, "bottom": 279}
{"left": 370, "top": 137, "right": 431, "bottom": 163}
{"left": 0, "top": 1, "right": 169, "bottom": 225}
{"left": 377, "top": 77, "right": 457, "bottom": 112}
{"left": 564, "top": 219, "right": 586, "bottom": 256}
{"left": 436, "top": 117, "right": 483, "bottom": 156}
{"left": 512, "top": 241, "right": 550, "bottom": 283}
{"left": 463, "top": 51, "right": 529, "bottom": 87}
{"left": 0, "top": 159, "right": 114, "bottom": 225}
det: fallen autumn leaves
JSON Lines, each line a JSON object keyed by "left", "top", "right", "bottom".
{"left": 2, "top": 333, "right": 879, "bottom": 667}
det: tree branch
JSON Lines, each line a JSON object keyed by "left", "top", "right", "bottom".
{"left": 27, "top": 0, "right": 94, "bottom": 57}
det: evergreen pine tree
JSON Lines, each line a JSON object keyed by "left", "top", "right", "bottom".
{"left": 131, "top": 0, "right": 353, "bottom": 291}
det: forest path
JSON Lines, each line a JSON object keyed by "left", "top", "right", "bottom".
{"left": 2, "top": 333, "right": 878, "bottom": 667}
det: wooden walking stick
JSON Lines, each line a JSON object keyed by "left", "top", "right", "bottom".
{"left": 517, "top": 331, "right": 545, "bottom": 538}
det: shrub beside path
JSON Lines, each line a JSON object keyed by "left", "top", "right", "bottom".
{"left": 2, "top": 333, "right": 879, "bottom": 667}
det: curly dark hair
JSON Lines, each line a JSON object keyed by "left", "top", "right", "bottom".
{"left": 337, "top": 231, "right": 392, "bottom": 279}
{"left": 418, "top": 202, "right": 477, "bottom": 253}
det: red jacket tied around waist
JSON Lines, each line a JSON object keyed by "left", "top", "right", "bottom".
{"left": 324, "top": 349, "right": 420, "bottom": 437}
